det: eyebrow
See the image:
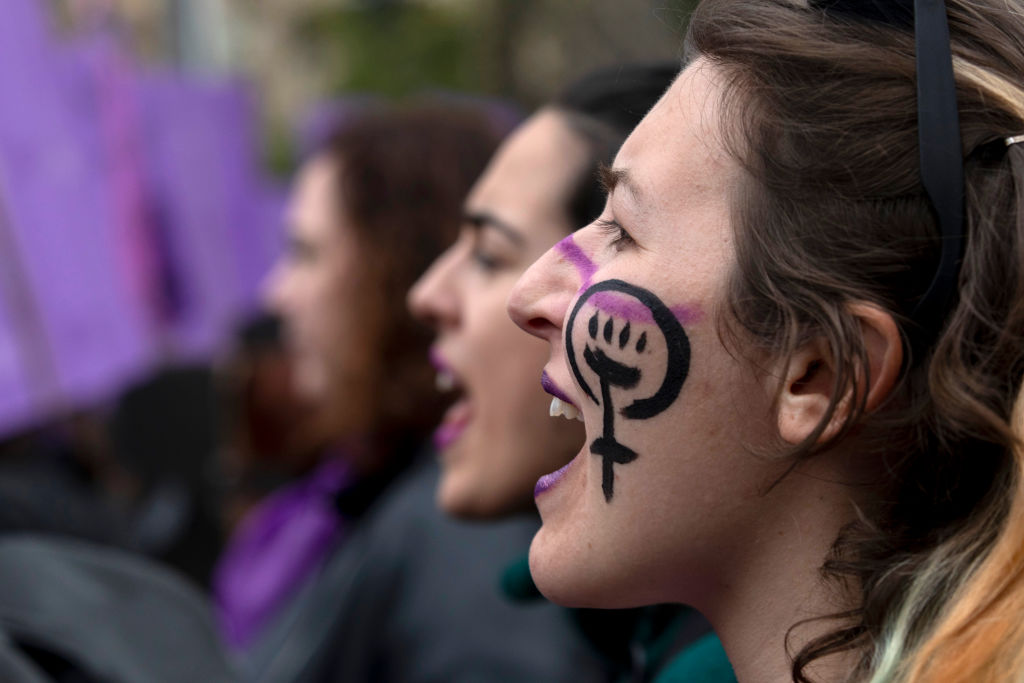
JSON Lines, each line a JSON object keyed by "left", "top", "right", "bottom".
{"left": 463, "top": 210, "right": 525, "bottom": 246}
{"left": 599, "top": 164, "right": 642, "bottom": 204}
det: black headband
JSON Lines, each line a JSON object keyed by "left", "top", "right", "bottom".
{"left": 814, "top": 0, "right": 965, "bottom": 343}
{"left": 909, "top": 0, "right": 964, "bottom": 340}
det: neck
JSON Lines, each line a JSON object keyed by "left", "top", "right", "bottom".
{"left": 701, "top": 469, "right": 865, "bottom": 683}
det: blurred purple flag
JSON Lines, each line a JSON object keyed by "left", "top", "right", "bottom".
{"left": 0, "top": 0, "right": 282, "bottom": 436}
{"left": 136, "top": 74, "right": 272, "bottom": 357}
{"left": 0, "top": 0, "right": 54, "bottom": 433}
{"left": 0, "top": 299, "right": 37, "bottom": 434}
{"left": 236, "top": 180, "right": 286, "bottom": 312}
{"left": 64, "top": 33, "right": 166, "bottom": 339}
{"left": 0, "top": 0, "right": 155, "bottom": 432}
{"left": 0, "top": 191, "right": 46, "bottom": 434}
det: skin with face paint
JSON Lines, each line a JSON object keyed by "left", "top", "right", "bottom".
{"left": 509, "top": 62, "right": 872, "bottom": 680}
{"left": 408, "top": 110, "right": 588, "bottom": 518}
{"left": 568, "top": 279, "right": 692, "bottom": 502}
{"left": 265, "top": 155, "right": 373, "bottom": 436}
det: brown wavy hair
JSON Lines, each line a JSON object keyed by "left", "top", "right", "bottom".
{"left": 687, "top": 0, "right": 1024, "bottom": 680}
{"left": 317, "top": 104, "right": 502, "bottom": 465}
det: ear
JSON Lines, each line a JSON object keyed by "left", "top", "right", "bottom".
{"left": 777, "top": 303, "right": 903, "bottom": 446}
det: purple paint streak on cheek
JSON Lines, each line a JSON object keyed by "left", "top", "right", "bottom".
{"left": 555, "top": 234, "right": 597, "bottom": 288}
{"left": 589, "top": 291, "right": 703, "bottom": 325}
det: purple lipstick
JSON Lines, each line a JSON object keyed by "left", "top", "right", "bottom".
{"left": 534, "top": 460, "right": 573, "bottom": 497}
{"left": 541, "top": 371, "right": 576, "bottom": 406}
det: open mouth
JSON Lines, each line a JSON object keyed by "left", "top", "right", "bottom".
{"left": 549, "top": 397, "right": 581, "bottom": 421}
{"left": 541, "top": 371, "right": 584, "bottom": 422}
{"left": 431, "top": 348, "right": 471, "bottom": 450}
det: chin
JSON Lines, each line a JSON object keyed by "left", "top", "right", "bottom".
{"left": 292, "top": 360, "right": 329, "bottom": 401}
{"left": 435, "top": 474, "right": 468, "bottom": 517}
{"left": 527, "top": 519, "right": 650, "bottom": 610}
{"left": 528, "top": 538, "right": 597, "bottom": 608}
{"left": 435, "top": 470, "right": 496, "bottom": 520}
{"left": 436, "top": 453, "right": 537, "bottom": 520}
{"left": 528, "top": 524, "right": 598, "bottom": 608}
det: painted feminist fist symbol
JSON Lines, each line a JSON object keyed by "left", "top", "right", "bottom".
{"left": 566, "top": 280, "right": 691, "bottom": 502}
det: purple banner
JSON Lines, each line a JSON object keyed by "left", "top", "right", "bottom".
{"left": 0, "top": 25, "right": 157, "bottom": 421}
{"left": 136, "top": 74, "right": 260, "bottom": 357}
{"left": 0, "top": 189, "right": 47, "bottom": 434}
{"left": 235, "top": 180, "right": 286, "bottom": 312}
{"left": 0, "top": 0, "right": 53, "bottom": 434}
{"left": 0, "top": 0, "right": 284, "bottom": 436}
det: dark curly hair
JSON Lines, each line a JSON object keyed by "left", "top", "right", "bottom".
{"left": 320, "top": 103, "right": 502, "bottom": 461}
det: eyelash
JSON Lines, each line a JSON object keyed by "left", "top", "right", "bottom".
{"left": 287, "top": 241, "right": 316, "bottom": 264}
{"left": 595, "top": 218, "right": 635, "bottom": 250}
{"left": 471, "top": 248, "right": 500, "bottom": 271}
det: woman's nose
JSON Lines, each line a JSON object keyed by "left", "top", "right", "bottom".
{"left": 507, "top": 238, "right": 581, "bottom": 343}
{"left": 262, "top": 260, "right": 290, "bottom": 314}
{"left": 408, "top": 243, "right": 461, "bottom": 330}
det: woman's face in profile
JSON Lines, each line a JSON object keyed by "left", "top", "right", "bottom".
{"left": 508, "top": 63, "right": 781, "bottom": 610}
{"left": 265, "top": 155, "right": 368, "bottom": 411}
{"left": 408, "top": 110, "right": 589, "bottom": 519}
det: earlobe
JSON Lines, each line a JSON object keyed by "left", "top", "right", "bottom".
{"left": 776, "top": 303, "right": 903, "bottom": 446}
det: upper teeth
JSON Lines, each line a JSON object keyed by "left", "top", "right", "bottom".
{"left": 436, "top": 371, "right": 455, "bottom": 392}
{"left": 549, "top": 397, "right": 582, "bottom": 421}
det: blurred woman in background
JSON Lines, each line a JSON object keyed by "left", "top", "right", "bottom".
{"left": 213, "top": 102, "right": 502, "bottom": 652}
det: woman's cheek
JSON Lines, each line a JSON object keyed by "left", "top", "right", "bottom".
{"left": 566, "top": 278, "right": 701, "bottom": 503}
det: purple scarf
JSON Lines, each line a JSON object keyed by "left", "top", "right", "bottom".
{"left": 212, "top": 456, "right": 351, "bottom": 650}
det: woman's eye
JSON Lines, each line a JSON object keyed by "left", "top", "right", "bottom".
{"left": 596, "top": 218, "right": 635, "bottom": 251}
{"left": 471, "top": 247, "right": 502, "bottom": 272}
{"left": 286, "top": 238, "right": 317, "bottom": 264}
